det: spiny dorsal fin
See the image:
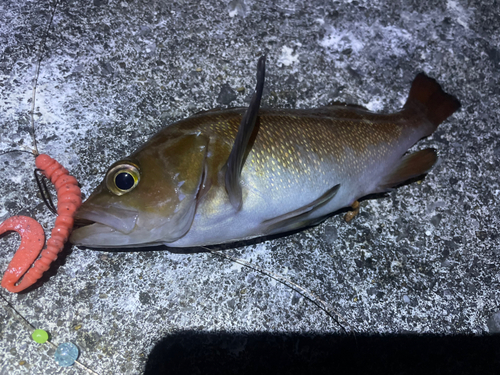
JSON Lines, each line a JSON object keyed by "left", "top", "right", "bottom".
{"left": 378, "top": 148, "right": 437, "bottom": 191}
{"left": 225, "top": 56, "right": 266, "bottom": 210}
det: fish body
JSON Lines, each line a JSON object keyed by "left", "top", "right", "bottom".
{"left": 70, "top": 59, "right": 460, "bottom": 248}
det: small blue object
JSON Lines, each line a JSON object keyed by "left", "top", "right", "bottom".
{"left": 54, "top": 342, "right": 79, "bottom": 367}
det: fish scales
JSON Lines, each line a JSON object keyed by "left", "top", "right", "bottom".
{"left": 190, "top": 108, "right": 410, "bottom": 196}
{"left": 70, "top": 60, "right": 460, "bottom": 248}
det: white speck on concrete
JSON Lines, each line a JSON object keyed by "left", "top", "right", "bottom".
{"left": 278, "top": 46, "right": 299, "bottom": 67}
{"left": 446, "top": 0, "right": 471, "bottom": 29}
{"left": 319, "top": 26, "right": 364, "bottom": 53}
{"left": 365, "top": 97, "right": 383, "bottom": 111}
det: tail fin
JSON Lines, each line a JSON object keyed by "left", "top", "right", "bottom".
{"left": 404, "top": 73, "right": 461, "bottom": 128}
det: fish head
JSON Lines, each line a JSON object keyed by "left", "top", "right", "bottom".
{"left": 70, "top": 133, "right": 208, "bottom": 248}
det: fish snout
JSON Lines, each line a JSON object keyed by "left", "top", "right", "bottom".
{"left": 70, "top": 203, "right": 139, "bottom": 247}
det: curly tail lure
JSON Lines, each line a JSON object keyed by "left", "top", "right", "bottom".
{"left": 1, "top": 155, "right": 81, "bottom": 292}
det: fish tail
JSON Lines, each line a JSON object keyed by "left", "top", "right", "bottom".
{"left": 404, "top": 73, "right": 461, "bottom": 129}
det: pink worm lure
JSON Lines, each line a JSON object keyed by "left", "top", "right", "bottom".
{"left": 0, "top": 154, "right": 82, "bottom": 293}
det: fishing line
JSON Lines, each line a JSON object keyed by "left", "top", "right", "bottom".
{"left": 30, "top": 0, "right": 60, "bottom": 156}
{"left": 205, "top": 247, "right": 356, "bottom": 335}
{"left": 34, "top": 169, "right": 58, "bottom": 215}
{"left": 0, "top": 293, "right": 100, "bottom": 375}
{"left": 29, "top": 0, "right": 61, "bottom": 212}
{"left": 0, "top": 150, "right": 36, "bottom": 157}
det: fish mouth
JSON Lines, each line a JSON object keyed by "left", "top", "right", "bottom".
{"left": 70, "top": 203, "right": 139, "bottom": 247}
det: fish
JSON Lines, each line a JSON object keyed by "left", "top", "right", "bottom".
{"left": 70, "top": 56, "right": 460, "bottom": 248}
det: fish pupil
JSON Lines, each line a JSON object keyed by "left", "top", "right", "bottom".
{"left": 115, "top": 172, "right": 135, "bottom": 190}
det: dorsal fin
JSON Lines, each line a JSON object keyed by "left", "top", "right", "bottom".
{"left": 224, "top": 56, "right": 266, "bottom": 210}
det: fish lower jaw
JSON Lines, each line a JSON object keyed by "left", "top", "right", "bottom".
{"left": 70, "top": 223, "right": 152, "bottom": 248}
{"left": 70, "top": 223, "right": 119, "bottom": 247}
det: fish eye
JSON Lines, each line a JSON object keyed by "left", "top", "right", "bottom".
{"left": 105, "top": 162, "right": 141, "bottom": 196}
{"left": 115, "top": 172, "right": 135, "bottom": 190}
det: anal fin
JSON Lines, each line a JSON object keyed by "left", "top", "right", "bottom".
{"left": 262, "top": 184, "right": 340, "bottom": 235}
{"left": 379, "top": 148, "right": 437, "bottom": 191}
{"left": 224, "top": 56, "right": 266, "bottom": 211}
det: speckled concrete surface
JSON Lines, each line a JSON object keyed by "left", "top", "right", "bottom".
{"left": 0, "top": 0, "right": 499, "bottom": 374}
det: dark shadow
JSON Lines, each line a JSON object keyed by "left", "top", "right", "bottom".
{"left": 144, "top": 331, "right": 500, "bottom": 375}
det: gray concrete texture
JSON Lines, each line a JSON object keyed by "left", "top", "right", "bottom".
{"left": 0, "top": 0, "right": 499, "bottom": 373}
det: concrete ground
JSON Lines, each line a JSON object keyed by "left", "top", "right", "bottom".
{"left": 1, "top": 0, "right": 499, "bottom": 374}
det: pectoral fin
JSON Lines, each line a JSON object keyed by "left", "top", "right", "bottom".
{"left": 225, "top": 56, "right": 266, "bottom": 210}
{"left": 261, "top": 184, "right": 340, "bottom": 235}
{"left": 378, "top": 148, "right": 437, "bottom": 191}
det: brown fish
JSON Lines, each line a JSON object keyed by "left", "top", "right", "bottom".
{"left": 70, "top": 57, "right": 460, "bottom": 248}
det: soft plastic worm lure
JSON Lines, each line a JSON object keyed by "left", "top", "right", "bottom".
{"left": 0, "top": 154, "right": 82, "bottom": 292}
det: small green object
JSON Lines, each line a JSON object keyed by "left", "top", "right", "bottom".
{"left": 32, "top": 329, "right": 49, "bottom": 344}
